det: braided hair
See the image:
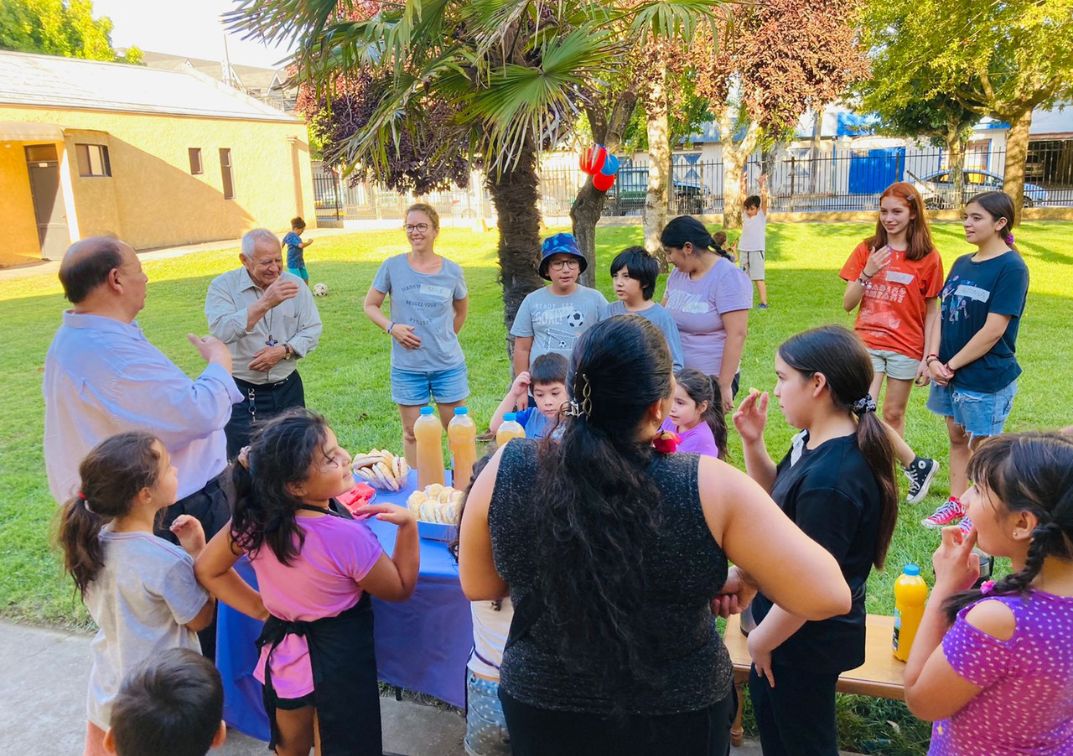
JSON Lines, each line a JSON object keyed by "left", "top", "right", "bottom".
{"left": 944, "top": 432, "right": 1073, "bottom": 623}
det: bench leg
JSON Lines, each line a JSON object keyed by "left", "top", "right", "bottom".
{"left": 731, "top": 677, "right": 746, "bottom": 747}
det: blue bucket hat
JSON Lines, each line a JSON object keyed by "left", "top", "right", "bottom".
{"left": 538, "top": 233, "right": 587, "bottom": 280}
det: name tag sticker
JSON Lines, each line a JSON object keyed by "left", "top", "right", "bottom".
{"left": 953, "top": 283, "right": 990, "bottom": 303}
{"left": 886, "top": 271, "right": 914, "bottom": 285}
{"left": 418, "top": 284, "right": 452, "bottom": 300}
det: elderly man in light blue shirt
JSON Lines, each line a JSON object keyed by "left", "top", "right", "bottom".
{"left": 205, "top": 228, "right": 322, "bottom": 457}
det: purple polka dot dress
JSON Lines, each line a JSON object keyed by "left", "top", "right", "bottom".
{"left": 930, "top": 590, "right": 1073, "bottom": 755}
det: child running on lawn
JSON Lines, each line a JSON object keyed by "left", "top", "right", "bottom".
{"left": 282, "top": 217, "right": 313, "bottom": 283}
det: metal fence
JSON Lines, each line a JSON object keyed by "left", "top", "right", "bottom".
{"left": 314, "top": 142, "right": 1073, "bottom": 224}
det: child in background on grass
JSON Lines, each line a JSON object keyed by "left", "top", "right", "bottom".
{"left": 104, "top": 648, "right": 226, "bottom": 756}
{"left": 660, "top": 368, "right": 726, "bottom": 459}
{"left": 282, "top": 217, "right": 313, "bottom": 283}
{"left": 490, "top": 353, "right": 568, "bottom": 440}
{"left": 714, "top": 230, "right": 736, "bottom": 263}
{"left": 903, "top": 432, "right": 1073, "bottom": 755}
{"left": 58, "top": 432, "right": 214, "bottom": 756}
{"left": 195, "top": 409, "right": 419, "bottom": 756}
{"left": 601, "top": 246, "right": 685, "bottom": 371}
{"left": 739, "top": 174, "right": 769, "bottom": 309}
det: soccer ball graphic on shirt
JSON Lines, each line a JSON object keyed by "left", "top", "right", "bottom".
{"left": 565, "top": 310, "right": 585, "bottom": 329}
{"left": 312, "top": 282, "right": 329, "bottom": 297}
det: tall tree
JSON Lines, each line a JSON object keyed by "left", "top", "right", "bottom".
{"left": 860, "top": 0, "right": 1073, "bottom": 221}
{"left": 0, "top": 0, "right": 140, "bottom": 62}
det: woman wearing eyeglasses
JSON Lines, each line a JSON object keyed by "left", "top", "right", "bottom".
{"left": 509, "top": 233, "right": 608, "bottom": 377}
{"left": 364, "top": 203, "right": 470, "bottom": 466}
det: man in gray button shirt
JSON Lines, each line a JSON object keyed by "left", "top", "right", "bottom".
{"left": 206, "top": 228, "right": 323, "bottom": 457}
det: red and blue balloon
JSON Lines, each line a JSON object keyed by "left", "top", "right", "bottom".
{"left": 580, "top": 144, "right": 620, "bottom": 193}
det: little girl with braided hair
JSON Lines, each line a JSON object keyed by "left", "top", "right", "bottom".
{"left": 904, "top": 432, "right": 1073, "bottom": 754}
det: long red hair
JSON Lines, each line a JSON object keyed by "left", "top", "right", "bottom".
{"left": 865, "top": 182, "right": 935, "bottom": 261}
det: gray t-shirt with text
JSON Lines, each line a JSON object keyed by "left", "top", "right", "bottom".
{"left": 510, "top": 285, "right": 608, "bottom": 365}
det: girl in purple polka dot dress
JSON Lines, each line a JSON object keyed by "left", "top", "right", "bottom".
{"left": 903, "top": 432, "right": 1073, "bottom": 755}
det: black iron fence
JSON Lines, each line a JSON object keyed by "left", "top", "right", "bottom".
{"left": 314, "top": 142, "right": 1073, "bottom": 223}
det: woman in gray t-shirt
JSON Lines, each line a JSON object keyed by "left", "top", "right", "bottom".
{"left": 364, "top": 203, "right": 470, "bottom": 465}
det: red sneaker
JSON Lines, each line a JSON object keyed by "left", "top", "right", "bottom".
{"left": 921, "top": 496, "right": 965, "bottom": 529}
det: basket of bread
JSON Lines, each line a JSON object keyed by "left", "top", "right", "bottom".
{"left": 352, "top": 449, "right": 409, "bottom": 491}
{"left": 407, "top": 484, "right": 464, "bottom": 541}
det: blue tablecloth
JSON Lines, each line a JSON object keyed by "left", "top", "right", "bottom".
{"left": 216, "top": 470, "right": 473, "bottom": 742}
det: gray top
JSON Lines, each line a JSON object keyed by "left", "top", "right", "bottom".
{"left": 509, "top": 285, "right": 608, "bottom": 365}
{"left": 372, "top": 254, "right": 468, "bottom": 372}
{"left": 84, "top": 529, "right": 208, "bottom": 728}
{"left": 600, "top": 301, "right": 685, "bottom": 372}
{"left": 205, "top": 267, "right": 323, "bottom": 384}
{"left": 488, "top": 440, "right": 733, "bottom": 715}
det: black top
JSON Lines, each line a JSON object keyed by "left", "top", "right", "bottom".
{"left": 938, "top": 251, "right": 1029, "bottom": 392}
{"left": 751, "top": 431, "right": 881, "bottom": 674}
{"left": 489, "top": 439, "right": 733, "bottom": 714}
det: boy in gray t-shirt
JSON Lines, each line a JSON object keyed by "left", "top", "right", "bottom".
{"left": 511, "top": 233, "right": 607, "bottom": 375}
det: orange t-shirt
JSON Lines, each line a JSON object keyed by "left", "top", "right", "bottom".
{"left": 839, "top": 242, "right": 944, "bottom": 359}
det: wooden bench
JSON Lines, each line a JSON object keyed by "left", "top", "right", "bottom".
{"left": 723, "top": 614, "right": 906, "bottom": 746}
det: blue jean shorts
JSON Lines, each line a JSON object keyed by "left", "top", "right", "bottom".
{"left": 927, "top": 380, "right": 1017, "bottom": 438}
{"left": 391, "top": 362, "right": 469, "bottom": 405}
{"left": 465, "top": 672, "right": 510, "bottom": 756}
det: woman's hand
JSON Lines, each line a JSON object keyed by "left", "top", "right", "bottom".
{"left": 720, "top": 382, "right": 734, "bottom": 417}
{"left": 933, "top": 526, "right": 981, "bottom": 596}
{"left": 864, "top": 245, "right": 892, "bottom": 278}
{"left": 733, "top": 390, "right": 769, "bottom": 444}
{"left": 748, "top": 631, "right": 777, "bottom": 688}
{"left": 928, "top": 359, "right": 954, "bottom": 387}
{"left": 914, "top": 360, "right": 931, "bottom": 387}
{"left": 354, "top": 504, "right": 416, "bottom": 528}
{"left": 390, "top": 323, "right": 422, "bottom": 350}
{"left": 170, "top": 515, "right": 206, "bottom": 557}
{"left": 711, "top": 566, "right": 758, "bottom": 618}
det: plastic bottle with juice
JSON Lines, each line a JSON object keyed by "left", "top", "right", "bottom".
{"left": 496, "top": 412, "right": 526, "bottom": 448}
{"left": 448, "top": 407, "right": 478, "bottom": 489}
{"left": 893, "top": 563, "right": 929, "bottom": 661}
{"left": 414, "top": 406, "right": 445, "bottom": 489}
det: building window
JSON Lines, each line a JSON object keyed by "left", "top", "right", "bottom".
{"left": 189, "top": 148, "right": 203, "bottom": 175}
{"left": 76, "top": 144, "right": 111, "bottom": 177}
{"left": 220, "top": 148, "right": 235, "bottom": 199}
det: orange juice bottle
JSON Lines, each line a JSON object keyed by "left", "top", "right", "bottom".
{"left": 893, "top": 563, "right": 929, "bottom": 661}
{"left": 448, "top": 407, "right": 478, "bottom": 489}
{"left": 496, "top": 412, "right": 526, "bottom": 448}
{"left": 414, "top": 406, "right": 445, "bottom": 488}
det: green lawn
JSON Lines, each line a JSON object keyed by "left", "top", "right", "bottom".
{"left": 2, "top": 220, "right": 1070, "bottom": 753}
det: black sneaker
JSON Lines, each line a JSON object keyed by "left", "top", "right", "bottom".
{"left": 905, "top": 456, "right": 939, "bottom": 504}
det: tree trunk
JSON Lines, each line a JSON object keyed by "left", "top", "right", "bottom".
{"left": 485, "top": 134, "right": 545, "bottom": 359}
{"left": 1002, "top": 109, "right": 1032, "bottom": 224}
{"left": 808, "top": 107, "right": 824, "bottom": 195}
{"left": 945, "top": 122, "right": 967, "bottom": 208}
{"left": 643, "top": 64, "right": 671, "bottom": 265}
{"left": 721, "top": 114, "right": 761, "bottom": 229}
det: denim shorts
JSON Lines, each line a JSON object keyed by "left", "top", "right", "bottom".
{"left": 465, "top": 672, "right": 510, "bottom": 756}
{"left": 868, "top": 348, "right": 920, "bottom": 382}
{"left": 927, "top": 380, "right": 1017, "bottom": 438}
{"left": 391, "top": 362, "right": 469, "bottom": 405}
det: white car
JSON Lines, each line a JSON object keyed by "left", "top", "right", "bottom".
{"left": 911, "top": 169, "right": 1048, "bottom": 209}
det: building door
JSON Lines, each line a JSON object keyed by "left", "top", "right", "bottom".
{"left": 25, "top": 144, "right": 70, "bottom": 260}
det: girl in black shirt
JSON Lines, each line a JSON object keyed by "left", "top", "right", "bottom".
{"left": 734, "top": 325, "right": 898, "bottom": 755}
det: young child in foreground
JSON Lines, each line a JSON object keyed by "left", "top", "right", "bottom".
{"left": 601, "top": 246, "right": 685, "bottom": 372}
{"left": 490, "top": 353, "right": 568, "bottom": 440}
{"left": 660, "top": 368, "right": 726, "bottom": 459}
{"left": 104, "top": 648, "right": 226, "bottom": 756}
{"left": 903, "top": 432, "right": 1073, "bottom": 755}
{"left": 195, "top": 409, "right": 419, "bottom": 756}
{"left": 57, "top": 432, "right": 214, "bottom": 756}
{"left": 282, "top": 217, "right": 314, "bottom": 283}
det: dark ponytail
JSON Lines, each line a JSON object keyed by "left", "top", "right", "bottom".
{"left": 660, "top": 216, "right": 734, "bottom": 261}
{"left": 533, "top": 315, "right": 673, "bottom": 697}
{"left": 967, "top": 190, "right": 1018, "bottom": 251}
{"left": 778, "top": 326, "right": 898, "bottom": 568}
{"left": 675, "top": 367, "right": 727, "bottom": 460}
{"left": 944, "top": 433, "right": 1073, "bottom": 623}
{"left": 56, "top": 432, "right": 162, "bottom": 597}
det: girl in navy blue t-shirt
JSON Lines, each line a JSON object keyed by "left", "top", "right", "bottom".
{"left": 921, "top": 192, "right": 1029, "bottom": 531}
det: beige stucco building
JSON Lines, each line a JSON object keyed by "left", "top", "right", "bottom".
{"left": 0, "top": 51, "right": 315, "bottom": 266}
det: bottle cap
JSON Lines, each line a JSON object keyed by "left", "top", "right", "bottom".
{"left": 903, "top": 563, "right": 921, "bottom": 576}
{"left": 504, "top": 412, "right": 516, "bottom": 422}
{"left": 419, "top": 406, "right": 434, "bottom": 416}
{"left": 454, "top": 407, "right": 468, "bottom": 415}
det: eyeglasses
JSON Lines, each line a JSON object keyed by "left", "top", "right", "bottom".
{"left": 405, "top": 223, "right": 430, "bottom": 233}
{"left": 548, "top": 258, "right": 580, "bottom": 270}
{"left": 321, "top": 448, "right": 352, "bottom": 469}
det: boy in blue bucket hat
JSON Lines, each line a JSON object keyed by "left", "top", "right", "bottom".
{"left": 510, "top": 233, "right": 607, "bottom": 376}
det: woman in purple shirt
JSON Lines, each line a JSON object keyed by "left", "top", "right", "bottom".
{"left": 903, "top": 432, "right": 1073, "bottom": 755}
{"left": 661, "top": 216, "right": 753, "bottom": 414}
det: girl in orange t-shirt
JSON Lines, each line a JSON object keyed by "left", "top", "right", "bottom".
{"left": 840, "top": 182, "right": 944, "bottom": 505}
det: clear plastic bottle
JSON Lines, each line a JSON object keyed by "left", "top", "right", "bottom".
{"left": 448, "top": 407, "right": 478, "bottom": 490}
{"left": 893, "top": 563, "right": 929, "bottom": 661}
{"left": 495, "top": 412, "right": 526, "bottom": 448}
{"left": 414, "top": 406, "right": 445, "bottom": 489}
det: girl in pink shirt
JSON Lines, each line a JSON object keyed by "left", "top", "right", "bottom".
{"left": 197, "top": 410, "right": 419, "bottom": 756}
{"left": 660, "top": 368, "right": 727, "bottom": 459}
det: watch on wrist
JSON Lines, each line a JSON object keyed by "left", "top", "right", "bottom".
{"left": 284, "top": 343, "right": 295, "bottom": 359}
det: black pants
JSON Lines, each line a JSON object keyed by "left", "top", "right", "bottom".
{"left": 225, "top": 371, "right": 305, "bottom": 459}
{"left": 749, "top": 664, "right": 839, "bottom": 756}
{"left": 499, "top": 687, "right": 735, "bottom": 756}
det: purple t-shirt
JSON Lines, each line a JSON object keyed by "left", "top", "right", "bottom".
{"left": 665, "top": 258, "right": 752, "bottom": 376}
{"left": 249, "top": 514, "right": 384, "bottom": 698}
{"left": 660, "top": 417, "right": 719, "bottom": 458}
{"left": 930, "top": 591, "right": 1073, "bottom": 755}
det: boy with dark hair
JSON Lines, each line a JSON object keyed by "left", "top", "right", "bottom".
{"left": 601, "top": 246, "right": 685, "bottom": 371}
{"left": 282, "top": 217, "right": 313, "bottom": 283}
{"left": 104, "top": 648, "right": 227, "bottom": 756}
{"left": 739, "top": 174, "right": 769, "bottom": 308}
{"left": 491, "top": 353, "right": 569, "bottom": 440}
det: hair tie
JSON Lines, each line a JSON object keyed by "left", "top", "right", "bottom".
{"left": 78, "top": 492, "right": 97, "bottom": 515}
{"left": 565, "top": 373, "right": 593, "bottom": 419}
{"left": 1004, "top": 231, "right": 1015, "bottom": 246}
{"left": 851, "top": 395, "right": 877, "bottom": 416}
{"left": 979, "top": 580, "right": 995, "bottom": 595}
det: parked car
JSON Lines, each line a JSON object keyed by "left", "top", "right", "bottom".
{"left": 911, "top": 169, "right": 1048, "bottom": 209}
{"left": 607, "top": 166, "right": 706, "bottom": 215}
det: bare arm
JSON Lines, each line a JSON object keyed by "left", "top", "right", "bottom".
{"left": 843, "top": 279, "right": 866, "bottom": 312}
{"left": 363, "top": 287, "right": 392, "bottom": 333}
{"left": 352, "top": 505, "right": 420, "bottom": 601}
{"left": 194, "top": 525, "right": 269, "bottom": 621}
{"left": 453, "top": 296, "right": 469, "bottom": 335}
{"left": 732, "top": 390, "right": 777, "bottom": 492}
{"left": 718, "top": 309, "right": 748, "bottom": 409}
{"left": 947, "top": 313, "right": 1011, "bottom": 371}
{"left": 458, "top": 448, "right": 510, "bottom": 601}
{"left": 759, "top": 174, "right": 769, "bottom": 214}
{"left": 491, "top": 374, "right": 530, "bottom": 433}
{"left": 512, "top": 336, "right": 533, "bottom": 378}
